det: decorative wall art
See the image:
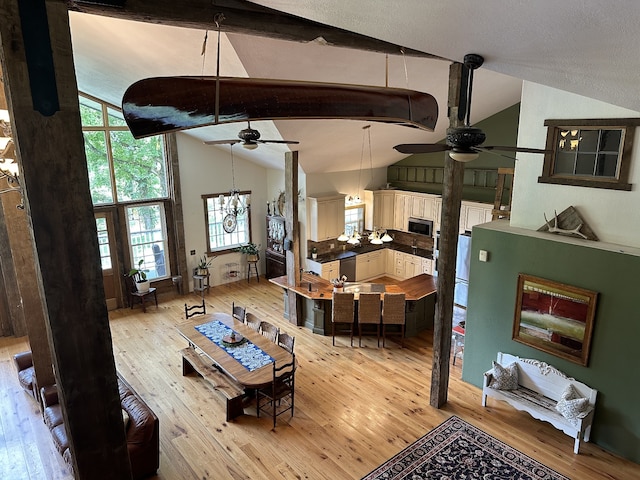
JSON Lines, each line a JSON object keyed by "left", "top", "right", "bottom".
{"left": 512, "top": 274, "right": 598, "bottom": 366}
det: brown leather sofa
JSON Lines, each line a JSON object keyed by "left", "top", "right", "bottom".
{"left": 41, "top": 373, "right": 160, "bottom": 479}
{"left": 13, "top": 350, "right": 37, "bottom": 400}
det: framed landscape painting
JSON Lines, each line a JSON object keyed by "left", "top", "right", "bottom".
{"left": 512, "top": 274, "right": 598, "bottom": 366}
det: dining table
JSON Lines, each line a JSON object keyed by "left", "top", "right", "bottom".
{"left": 176, "top": 312, "right": 292, "bottom": 389}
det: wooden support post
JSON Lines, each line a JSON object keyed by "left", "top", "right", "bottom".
{"left": 284, "top": 151, "right": 302, "bottom": 325}
{"left": 0, "top": 1, "right": 131, "bottom": 478}
{"left": 430, "top": 61, "right": 465, "bottom": 408}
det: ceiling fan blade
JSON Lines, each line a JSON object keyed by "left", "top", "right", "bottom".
{"left": 203, "top": 139, "right": 241, "bottom": 145}
{"left": 480, "top": 145, "right": 551, "bottom": 154}
{"left": 394, "top": 143, "right": 450, "bottom": 154}
{"left": 258, "top": 139, "right": 300, "bottom": 145}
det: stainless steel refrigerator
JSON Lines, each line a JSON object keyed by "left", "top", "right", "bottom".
{"left": 454, "top": 233, "right": 472, "bottom": 308}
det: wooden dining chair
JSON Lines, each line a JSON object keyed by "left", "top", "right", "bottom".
{"left": 256, "top": 354, "right": 296, "bottom": 428}
{"left": 245, "top": 312, "right": 261, "bottom": 332}
{"left": 232, "top": 302, "right": 246, "bottom": 323}
{"left": 382, "top": 293, "right": 406, "bottom": 348}
{"left": 277, "top": 332, "right": 295, "bottom": 353}
{"left": 331, "top": 292, "right": 355, "bottom": 346}
{"left": 358, "top": 292, "right": 382, "bottom": 347}
{"left": 124, "top": 273, "right": 158, "bottom": 313}
{"left": 184, "top": 299, "right": 206, "bottom": 319}
{"left": 260, "top": 321, "right": 279, "bottom": 343}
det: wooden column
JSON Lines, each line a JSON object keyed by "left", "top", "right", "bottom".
{"left": 0, "top": 71, "right": 55, "bottom": 387}
{"left": 284, "top": 151, "right": 302, "bottom": 325}
{"left": 0, "top": 1, "right": 131, "bottom": 478}
{"left": 430, "top": 61, "right": 465, "bottom": 408}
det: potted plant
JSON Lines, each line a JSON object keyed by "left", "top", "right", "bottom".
{"left": 129, "top": 259, "right": 150, "bottom": 293}
{"left": 197, "top": 254, "right": 214, "bottom": 275}
{"left": 236, "top": 242, "right": 261, "bottom": 262}
{"left": 311, "top": 246, "right": 318, "bottom": 260}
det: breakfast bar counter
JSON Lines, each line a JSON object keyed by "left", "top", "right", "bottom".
{"left": 269, "top": 273, "right": 437, "bottom": 337}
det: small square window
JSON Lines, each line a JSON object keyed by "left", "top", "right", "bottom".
{"left": 538, "top": 118, "right": 639, "bottom": 190}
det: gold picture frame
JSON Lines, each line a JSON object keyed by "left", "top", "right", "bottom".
{"left": 513, "top": 274, "right": 598, "bottom": 366}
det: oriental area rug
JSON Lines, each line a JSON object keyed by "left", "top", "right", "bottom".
{"left": 361, "top": 416, "right": 569, "bottom": 480}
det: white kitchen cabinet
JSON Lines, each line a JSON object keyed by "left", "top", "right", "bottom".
{"left": 355, "top": 250, "right": 385, "bottom": 281}
{"left": 460, "top": 201, "right": 493, "bottom": 233}
{"left": 320, "top": 260, "right": 340, "bottom": 281}
{"left": 385, "top": 248, "right": 395, "bottom": 275}
{"left": 421, "top": 258, "right": 434, "bottom": 275}
{"left": 403, "top": 254, "right": 422, "bottom": 279}
{"left": 393, "top": 193, "right": 412, "bottom": 231}
{"left": 433, "top": 197, "right": 442, "bottom": 233}
{"left": 394, "top": 251, "right": 405, "bottom": 278}
{"left": 373, "top": 190, "right": 395, "bottom": 230}
{"left": 308, "top": 193, "right": 346, "bottom": 241}
{"left": 356, "top": 254, "right": 369, "bottom": 282}
{"left": 410, "top": 193, "right": 438, "bottom": 221}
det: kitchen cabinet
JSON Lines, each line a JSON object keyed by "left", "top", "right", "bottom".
{"left": 385, "top": 249, "right": 395, "bottom": 275}
{"left": 372, "top": 190, "right": 395, "bottom": 229}
{"left": 308, "top": 193, "right": 346, "bottom": 241}
{"left": 265, "top": 250, "right": 286, "bottom": 279}
{"left": 393, "top": 193, "right": 412, "bottom": 231}
{"left": 356, "top": 250, "right": 385, "bottom": 281}
{"left": 391, "top": 250, "right": 432, "bottom": 279}
{"left": 433, "top": 197, "right": 442, "bottom": 233}
{"left": 321, "top": 260, "right": 340, "bottom": 281}
{"left": 265, "top": 215, "right": 286, "bottom": 279}
{"left": 459, "top": 201, "right": 493, "bottom": 233}
{"left": 410, "top": 193, "right": 438, "bottom": 220}
{"left": 403, "top": 254, "right": 422, "bottom": 279}
{"left": 421, "top": 258, "right": 434, "bottom": 275}
{"left": 306, "top": 258, "right": 340, "bottom": 281}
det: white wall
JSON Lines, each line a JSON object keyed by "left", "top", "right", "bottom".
{"left": 512, "top": 82, "right": 640, "bottom": 247}
{"left": 176, "top": 134, "right": 390, "bottom": 287}
{"left": 177, "top": 134, "right": 269, "bottom": 289}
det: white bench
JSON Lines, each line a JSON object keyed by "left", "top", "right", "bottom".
{"left": 481, "top": 352, "right": 597, "bottom": 454}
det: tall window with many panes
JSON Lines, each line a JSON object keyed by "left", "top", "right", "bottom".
{"left": 79, "top": 93, "right": 171, "bottom": 280}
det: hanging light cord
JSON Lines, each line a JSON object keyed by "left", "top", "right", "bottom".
{"left": 230, "top": 143, "right": 237, "bottom": 191}
{"left": 213, "top": 13, "right": 225, "bottom": 124}
{"left": 401, "top": 47, "right": 413, "bottom": 121}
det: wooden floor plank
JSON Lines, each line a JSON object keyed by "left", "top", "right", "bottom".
{"left": 0, "top": 278, "right": 638, "bottom": 479}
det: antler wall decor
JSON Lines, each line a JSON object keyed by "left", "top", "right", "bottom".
{"left": 543, "top": 210, "right": 588, "bottom": 239}
{"left": 537, "top": 206, "right": 598, "bottom": 241}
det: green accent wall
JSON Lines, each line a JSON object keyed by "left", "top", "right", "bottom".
{"left": 463, "top": 223, "right": 640, "bottom": 462}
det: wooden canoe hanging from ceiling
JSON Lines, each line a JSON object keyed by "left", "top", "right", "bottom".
{"left": 121, "top": 76, "right": 438, "bottom": 139}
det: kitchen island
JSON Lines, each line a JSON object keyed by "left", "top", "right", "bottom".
{"left": 269, "top": 273, "right": 437, "bottom": 337}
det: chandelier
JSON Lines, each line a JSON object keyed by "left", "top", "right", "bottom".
{"left": 368, "top": 228, "right": 393, "bottom": 245}
{"left": 218, "top": 144, "right": 250, "bottom": 233}
{"left": 337, "top": 125, "right": 373, "bottom": 244}
{"left": 0, "top": 102, "right": 23, "bottom": 209}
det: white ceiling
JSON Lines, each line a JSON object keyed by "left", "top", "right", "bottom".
{"left": 69, "top": 1, "right": 640, "bottom": 173}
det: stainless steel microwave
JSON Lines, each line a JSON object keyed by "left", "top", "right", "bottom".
{"left": 408, "top": 217, "right": 433, "bottom": 237}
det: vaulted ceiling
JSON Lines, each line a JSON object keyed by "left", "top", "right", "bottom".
{"left": 69, "top": 1, "right": 640, "bottom": 173}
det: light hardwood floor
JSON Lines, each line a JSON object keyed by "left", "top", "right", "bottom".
{"left": 1, "top": 278, "right": 638, "bottom": 479}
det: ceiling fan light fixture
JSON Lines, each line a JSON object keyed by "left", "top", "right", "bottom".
{"left": 449, "top": 150, "right": 479, "bottom": 162}
{"left": 242, "top": 142, "right": 259, "bottom": 150}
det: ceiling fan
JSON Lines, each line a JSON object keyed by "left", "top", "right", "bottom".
{"left": 394, "top": 53, "right": 550, "bottom": 162}
{"left": 203, "top": 121, "right": 300, "bottom": 150}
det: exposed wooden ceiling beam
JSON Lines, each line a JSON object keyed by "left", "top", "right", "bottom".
{"left": 70, "top": 0, "right": 444, "bottom": 59}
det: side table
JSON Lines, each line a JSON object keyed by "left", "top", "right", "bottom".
{"left": 193, "top": 270, "right": 210, "bottom": 297}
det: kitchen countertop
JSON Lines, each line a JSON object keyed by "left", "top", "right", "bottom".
{"left": 269, "top": 272, "right": 437, "bottom": 302}
{"left": 311, "top": 242, "right": 433, "bottom": 263}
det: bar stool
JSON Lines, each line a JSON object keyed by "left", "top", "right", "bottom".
{"left": 247, "top": 258, "right": 259, "bottom": 283}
